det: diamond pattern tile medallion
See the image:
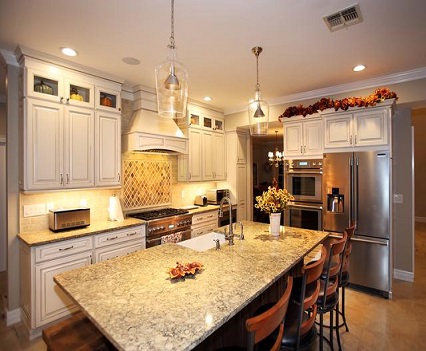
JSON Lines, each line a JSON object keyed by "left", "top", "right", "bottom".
{"left": 122, "top": 158, "right": 171, "bottom": 210}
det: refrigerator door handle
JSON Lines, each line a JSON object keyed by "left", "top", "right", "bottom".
{"left": 352, "top": 236, "right": 388, "bottom": 246}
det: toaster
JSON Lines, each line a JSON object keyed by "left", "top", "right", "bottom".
{"left": 49, "top": 208, "right": 90, "bottom": 232}
{"left": 194, "top": 195, "right": 208, "bottom": 207}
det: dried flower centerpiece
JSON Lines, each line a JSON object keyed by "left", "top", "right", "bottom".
{"left": 255, "top": 186, "right": 294, "bottom": 236}
{"left": 255, "top": 186, "right": 294, "bottom": 214}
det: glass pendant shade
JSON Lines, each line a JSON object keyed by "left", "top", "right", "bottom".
{"left": 155, "top": 46, "right": 189, "bottom": 120}
{"left": 248, "top": 46, "right": 269, "bottom": 136}
{"left": 248, "top": 90, "right": 269, "bottom": 136}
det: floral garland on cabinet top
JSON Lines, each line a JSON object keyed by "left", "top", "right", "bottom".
{"left": 279, "top": 87, "right": 398, "bottom": 120}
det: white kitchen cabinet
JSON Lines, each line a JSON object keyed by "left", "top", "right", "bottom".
{"left": 202, "top": 131, "right": 226, "bottom": 181}
{"left": 188, "top": 110, "right": 224, "bottom": 132}
{"left": 20, "top": 236, "right": 93, "bottom": 338}
{"left": 283, "top": 118, "right": 323, "bottom": 157}
{"left": 323, "top": 104, "right": 391, "bottom": 150}
{"left": 237, "top": 164, "right": 247, "bottom": 221}
{"left": 18, "top": 53, "right": 123, "bottom": 191}
{"left": 20, "top": 225, "right": 145, "bottom": 338}
{"left": 178, "top": 128, "right": 226, "bottom": 182}
{"left": 22, "top": 98, "right": 94, "bottom": 190}
{"left": 25, "top": 65, "right": 95, "bottom": 108}
{"left": 191, "top": 210, "right": 219, "bottom": 237}
{"left": 95, "top": 110, "right": 121, "bottom": 186}
{"left": 93, "top": 225, "right": 145, "bottom": 263}
{"left": 178, "top": 128, "right": 203, "bottom": 181}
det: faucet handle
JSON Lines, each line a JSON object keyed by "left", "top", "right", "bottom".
{"left": 238, "top": 221, "right": 244, "bottom": 240}
{"left": 213, "top": 239, "right": 221, "bottom": 250}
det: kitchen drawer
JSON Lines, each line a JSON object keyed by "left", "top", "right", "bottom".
{"left": 35, "top": 237, "right": 93, "bottom": 263}
{"left": 94, "top": 226, "right": 145, "bottom": 248}
{"left": 93, "top": 241, "right": 144, "bottom": 263}
{"left": 191, "top": 223, "right": 217, "bottom": 238}
{"left": 192, "top": 211, "right": 218, "bottom": 226}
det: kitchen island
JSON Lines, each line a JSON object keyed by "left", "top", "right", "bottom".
{"left": 54, "top": 221, "right": 328, "bottom": 351}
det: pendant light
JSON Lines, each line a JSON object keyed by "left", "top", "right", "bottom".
{"left": 155, "top": 0, "right": 189, "bottom": 120}
{"left": 268, "top": 131, "right": 283, "bottom": 167}
{"left": 248, "top": 46, "right": 269, "bottom": 136}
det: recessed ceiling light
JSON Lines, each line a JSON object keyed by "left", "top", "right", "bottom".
{"left": 61, "top": 47, "right": 78, "bottom": 57}
{"left": 122, "top": 57, "right": 141, "bottom": 65}
{"left": 353, "top": 64, "right": 366, "bottom": 72}
{"left": 203, "top": 96, "right": 212, "bottom": 102}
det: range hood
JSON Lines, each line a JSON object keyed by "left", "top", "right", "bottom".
{"left": 122, "top": 109, "right": 188, "bottom": 154}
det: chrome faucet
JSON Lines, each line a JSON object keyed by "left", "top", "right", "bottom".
{"left": 219, "top": 196, "right": 234, "bottom": 245}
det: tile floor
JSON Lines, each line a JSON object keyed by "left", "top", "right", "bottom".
{"left": 1, "top": 223, "right": 425, "bottom": 350}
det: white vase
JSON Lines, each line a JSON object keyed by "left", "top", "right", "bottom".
{"left": 269, "top": 212, "right": 281, "bottom": 236}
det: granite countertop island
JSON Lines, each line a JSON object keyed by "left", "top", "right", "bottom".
{"left": 54, "top": 221, "right": 328, "bottom": 351}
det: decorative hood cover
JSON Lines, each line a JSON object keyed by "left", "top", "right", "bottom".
{"left": 122, "top": 109, "right": 188, "bottom": 154}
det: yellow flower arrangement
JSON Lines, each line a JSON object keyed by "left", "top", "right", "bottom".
{"left": 255, "top": 186, "right": 294, "bottom": 214}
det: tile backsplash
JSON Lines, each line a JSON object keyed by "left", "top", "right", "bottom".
{"left": 122, "top": 152, "right": 172, "bottom": 210}
{"left": 20, "top": 189, "right": 121, "bottom": 232}
{"left": 20, "top": 152, "right": 220, "bottom": 232}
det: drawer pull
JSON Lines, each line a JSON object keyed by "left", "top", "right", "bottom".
{"left": 59, "top": 245, "right": 74, "bottom": 251}
{"left": 127, "top": 232, "right": 137, "bottom": 236}
{"left": 106, "top": 236, "right": 118, "bottom": 241}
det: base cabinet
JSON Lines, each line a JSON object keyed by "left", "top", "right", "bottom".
{"left": 20, "top": 225, "right": 145, "bottom": 338}
{"left": 191, "top": 210, "right": 219, "bottom": 237}
{"left": 34, "top": 251, "right": 92, "bottom": 327}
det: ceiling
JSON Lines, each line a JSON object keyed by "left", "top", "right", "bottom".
{"left": 1, "top": 0, "right": 426, "bottom": 116}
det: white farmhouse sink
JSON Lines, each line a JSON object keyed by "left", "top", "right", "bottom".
{"left": 177, "top": 232, "right": 226, "bottom": 252}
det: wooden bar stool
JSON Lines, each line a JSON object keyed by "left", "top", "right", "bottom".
{"left": 316, "top": 232, "right": 347, "bottom": 351}
{"left": 281, "top": 245, "right": 327, "bottom": 351}
{"left": 42, "top": 310, "right": 116, "bottom": 351}
{"left": 219, "top": 275, "right": 293, "bottom": 351}
{"left": 336, "top": 222, "right": 356, "bottom": 333}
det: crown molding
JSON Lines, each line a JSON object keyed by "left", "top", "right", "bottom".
{"left": 225, "top": 67, "right": 426, "bottom": 115}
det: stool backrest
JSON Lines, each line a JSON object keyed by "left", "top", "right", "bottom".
{"left": 319, "top": 233, "right": 347, "bottom": 308}
{"left": 246, "top": 275, "right": 293, "bottom": 351}
{"left": 339, "top": 222, "right": 356, "bottom": 279}
{"left": 298, "top": 245, "right": 327, "bottom": 338}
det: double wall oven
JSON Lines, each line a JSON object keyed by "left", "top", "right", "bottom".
{"left": 128, "top": 208, "right": 192, "bottom": 248}
{"left": 284, "top": 159, "right": 323, "bottom": 230}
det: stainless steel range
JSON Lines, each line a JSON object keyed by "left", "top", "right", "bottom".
{"left": 128, "top": 208, "right": 192, "bottom": 248}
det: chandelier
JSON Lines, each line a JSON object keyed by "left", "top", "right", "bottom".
{"left": 248, "top": 46, "right": 269, "bottom": 136}
{"left": 268, "top": 131, "right": 283, "bottom": 167}
{"left": 155, "top": 0, "right": 189, "bottom": 121}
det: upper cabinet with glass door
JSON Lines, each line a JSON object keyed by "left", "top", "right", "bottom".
{"left": 22, "top": 57, "right": 121, "bottom": 112}
{"left": 25, "top": 64, "right": 95, "bottom": 108}
{"left": 96, "top": 86, "right": 121, "bottom": 112}
{"left": 188, "top": 109, "right": 224, "bottom": 132}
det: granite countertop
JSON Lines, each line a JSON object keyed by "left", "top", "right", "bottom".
{"left": 18, "top": 218, "right": 145, "bottom": 246}
{"left": 54, "top": 221, "right": 328, "bottom": 351}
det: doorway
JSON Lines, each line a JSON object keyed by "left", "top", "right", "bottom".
{"left": 251, "top": 130, "right": 284, "bottom": 223}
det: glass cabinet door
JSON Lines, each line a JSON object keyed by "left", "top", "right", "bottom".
{"left": 65, "top": 78, "right": 94, "bottom": 107}
{"left": 214, "top": 119, "right": 224, "bottom": 131}
{"left": 96, "top": 87, "right": 121, "bottom": 112}
{"left": 27, "top": 68, "right": 62, "bottom": 102}
{"left": 189, "top": 113, "right": 200, "bottom": 127}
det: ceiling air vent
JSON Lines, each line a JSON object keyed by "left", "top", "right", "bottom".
{"left": 323, "top": 4, "right": 363, "bottom": 32}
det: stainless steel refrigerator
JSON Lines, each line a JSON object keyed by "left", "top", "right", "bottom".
{"left": 323, "top": 151, "right": 391, "bottom": 298}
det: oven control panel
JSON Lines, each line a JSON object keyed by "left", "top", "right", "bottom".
{"left": 285, "top": 159, "right": 322, "bottom": 170}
